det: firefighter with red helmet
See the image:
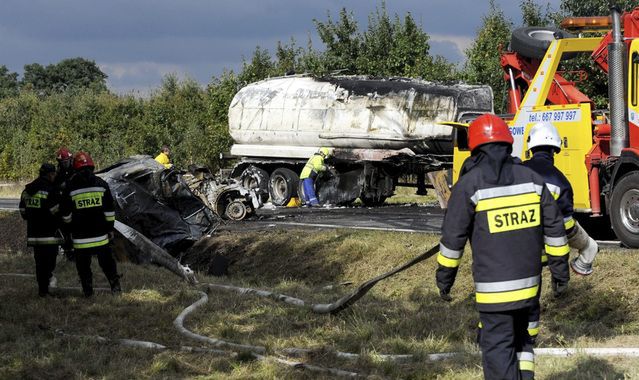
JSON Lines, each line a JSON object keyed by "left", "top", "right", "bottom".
{"left": 55, "top": 147, "right": 74, "bottom": 190}
{"left": 60, "top": 151, "right": 121, "bottom": 297}
{"left": 19, "top": 163, "right": 62, "bottom": 296}
{"left": 435, "top": 114, "right": 570, "bottom": 379}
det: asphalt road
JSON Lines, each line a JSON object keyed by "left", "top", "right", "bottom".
{"left": 1, "top": 197, "right": 623, "bottom": 248}
{"left": 0, "top": 198, "right": 19, "bottom": 211}
{"left": 236, "top": 203, "right": 445, "bottom": 234}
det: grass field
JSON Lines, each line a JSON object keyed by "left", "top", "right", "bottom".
{"left": 2, "top": 222, "right": 639, "bottom": 379}
{"left": 386, "top": 186, "right": 438, "bottom": 205}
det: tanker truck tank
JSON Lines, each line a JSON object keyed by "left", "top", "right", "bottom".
{"left": 228, "top": 75, "right": 493, "bottom": 158}
{"left": 227, "top": 75, "right": 493, "bottom": 207}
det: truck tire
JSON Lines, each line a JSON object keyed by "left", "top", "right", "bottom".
{"left": 268, "top": 168, "right": 299, "bottom": 206}
{"left": 610, "top": 172, "right": 639, "bottom": 248}
{"left": 511, "top": 27, "right": 576, "bottom": 60}
{"left": 240, "top": 165, "right": 269, "bottom": 203}
{"left": 225, "top": 200, "right": 248, "bottom": 221}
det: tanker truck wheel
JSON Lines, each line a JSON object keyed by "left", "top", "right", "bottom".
{"left": 610, "top": 172, "right": 639, "bottom": 248}
{"left": 240, "top": 165, "right": 269, "bottom": 203}
{"left": 268, "top": 168, "right": 299, "bottom": 206}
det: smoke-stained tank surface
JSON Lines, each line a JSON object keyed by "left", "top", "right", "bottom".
{"left": 229, "top": 75, "right": 493, "bottom": 155}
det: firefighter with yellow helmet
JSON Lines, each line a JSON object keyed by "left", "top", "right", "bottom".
{"left": 435, "top": 114, "right": 570, "bottom": 379}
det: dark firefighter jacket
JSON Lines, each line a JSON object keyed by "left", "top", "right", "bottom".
{"left": 523, "top": 150, "right": 574, "bottom": 231}
{"left": 524, "top": 150, "right": 575, "bottom": 265}
{"left": 54, "top": 165, "right": 73, "bottom": 194}
{"left": 19, "top": 177, "right": 62, "bottom": 246}
{"left": 300, "top": 153, "right": 326, "bottom": 180}
{"left": 436, "top": 144, "right": 570, "bottom": 312}
{"left": 61, "top": 169, "right": 115, "bottom": 250}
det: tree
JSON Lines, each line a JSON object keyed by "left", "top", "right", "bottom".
{"left": 464, "top": 0, "right": 513, "bottom": 113}
{"left": 238, "top": 47, "right": 276, "bottom": 85}
{"left": 21, "top": 57, "right": 107, "bottom": 93}
{"left": 314, "top": 8, "right": 361, "bottom": 74}
{"left": 560, "top": 0, "right": 639, "bottom": 17}
{"left": 554, "top": 0, "right": 639, "bottom": 108}
{"left": 21, "top": 63, "right": 48, "bottom": 92}
{"left": 520, "top": 0, "right": 554, "bottom": 27}
{"left": 0, "top": 65, "right": 19, "bottom": 98}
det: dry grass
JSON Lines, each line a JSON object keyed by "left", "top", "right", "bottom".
{"left": 1, "top": 216, "right": 639, "bottom": 378}
{"left": 0, "top": 182, "right": 25, "bottom": 199}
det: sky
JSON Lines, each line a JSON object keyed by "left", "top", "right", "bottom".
{"left": 1, "top": 0, "right": 561, "bottom": 94}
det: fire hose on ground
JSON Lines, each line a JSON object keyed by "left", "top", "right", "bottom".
{"left": 4, "top": 269, "right": 639, "bottom": 379}
{"left": 4, "top": 238, "right": 639, "bottom": 377}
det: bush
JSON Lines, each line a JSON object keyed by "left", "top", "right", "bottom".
{"left": 0, "top": 77, "right": 234, "bottom": 180}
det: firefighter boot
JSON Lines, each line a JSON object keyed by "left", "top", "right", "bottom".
{"left": 109, "top": 275, "right": 122, "bottom": 295}
{"left": 81, "top": 278, "right": 93, "bottom": 297}
{"left": 568, "top": 222, "right": 598, "bottom": 276}
{"left": 82, "top": 283, "right": 93, "bottom": 298}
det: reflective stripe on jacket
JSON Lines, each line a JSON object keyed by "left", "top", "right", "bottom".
{"left": 60, "top": 170, "right": 115, "bottom": 250}
{"left": 436, "top": 156, "right": 569, "bottom": 312}
{"left": 300, "top": 154, "right": 326, "bottom": 180}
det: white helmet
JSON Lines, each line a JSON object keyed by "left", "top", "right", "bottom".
{"left": 528, "top": 122, "right": 562, "bottom": 151}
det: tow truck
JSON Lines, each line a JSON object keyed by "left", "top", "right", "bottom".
{"left": 452, "top": 5, "right": 639, "bottom": 247}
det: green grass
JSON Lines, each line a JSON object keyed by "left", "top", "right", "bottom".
{"left": 386, "top": 186, "right": 438, "bottom": 205}
{"left": 2, "top": 221, "right": 639, "bottom": 378}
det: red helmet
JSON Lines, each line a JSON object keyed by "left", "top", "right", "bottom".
{"left": 73, "top": 151, "right": 95, "bottom": 170}
{"left": 468, "top": 114, "right": 514, "bottom": 151}
{"left": 56, "top": 147, "right": 73, "bottom": 161}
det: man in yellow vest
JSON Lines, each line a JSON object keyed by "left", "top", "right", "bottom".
{"left": 300, "top": 147, "right": 331, "bottom": 207}
{"left": 154, "top": 145, "right": 172, "bottom": 169}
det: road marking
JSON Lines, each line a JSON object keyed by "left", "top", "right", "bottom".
{"left": 277, "top": 221, "right": 431, "bottom": 234}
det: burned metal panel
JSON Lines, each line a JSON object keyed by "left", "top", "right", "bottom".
{"left": 98, "top": 156, "right": 218, "bottom": 254}
{"left": 229, "top": 75, "right": 493, "bottom": 155}
{"left": 316, "top": 169, "right": 364, "bottom": 205}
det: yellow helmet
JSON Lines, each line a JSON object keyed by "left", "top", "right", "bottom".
{"left": 319, "top": 147, "right": 331, "bottom": 157}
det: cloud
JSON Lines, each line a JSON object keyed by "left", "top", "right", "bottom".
{"left": 100, "top": 62, "right": 184, "bottom": 80}
{"left": 429, "top": 34, "right": 475, "bottom": 61}
{"left": 1, "top": 0, "right": 564, "bottom": 91}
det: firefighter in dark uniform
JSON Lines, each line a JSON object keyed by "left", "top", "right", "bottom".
{"left": 436, "top": 114, "right": 570, "bottom": 379}
{"left": 55, "top": 147, "right": 74, "bottom": 191}
{"left": 55, "top": 147, "right": 75, "bottom": 260}
{"left": 61, "top": 151, "right": 121, "bottom": 297}
{"left": 19, "top": 163, "right": 62, "bottom": 297}
{"left": 523, "top": 121, "right": 598, "bottom": 343}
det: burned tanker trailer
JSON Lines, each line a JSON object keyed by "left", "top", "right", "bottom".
{"left": 228, "top": 75, "right": 493, "bottom": 206}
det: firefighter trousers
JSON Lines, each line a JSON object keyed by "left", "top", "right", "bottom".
{"left": 33, "top": 245, "right": 58, "bottom": 296}
{"left": 528, "top": 275, "right": 543, "bottom": 344}
{"left": 479, "top": 308, "right": 534, "bottom": 380}
{"left": 74, "top": 245, "right": 118, "bottom": 296}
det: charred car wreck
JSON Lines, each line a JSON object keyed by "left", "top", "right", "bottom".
{"left": 228, "top": 75, "right": 493, "bottom": 206}
{"left": 96, "top": 156, "right": 260, "bottom": 280}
